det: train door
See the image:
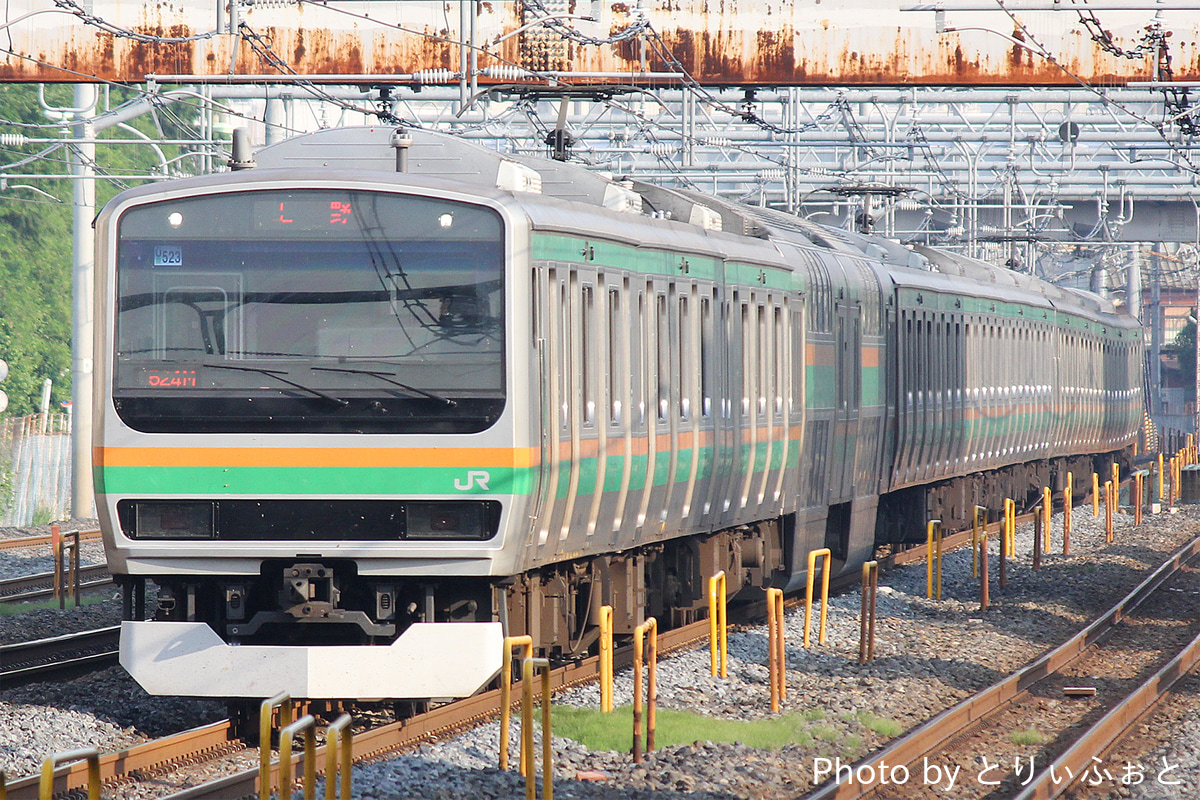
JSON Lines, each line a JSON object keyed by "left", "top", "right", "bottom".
{"left": 830, "top": 302, "right": 861, "bottom": 502}
{"left": 635, "top": 277, "right": 674, "bottom": 536}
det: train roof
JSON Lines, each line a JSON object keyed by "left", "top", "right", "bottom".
{"left": 161, "top": 126, "right": 1126, "bottom": 324}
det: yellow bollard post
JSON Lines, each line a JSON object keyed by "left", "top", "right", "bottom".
{"left": 971, "top": 506, "right": 987, "bottom": 579}
{"left": 1092, "top": 472, "right": 1100, "bottom": 517}
{"left": 1112, "top": 463, "right": 1120, "bottom": 504}
{"left": 1159, "top": 453, "right": 1165, "bottom": 501}
{"left": 501, "top": 635, "right": 535, "bottom": 773}
{"left": 925, "top": 520, "right": 943, "bottom": 599}
{"left": 39, "top": 749, "right": 100, "bottom": 800}
{"left": 1105, "top": 480, "right": 1115, "bottom": 543}
{"left": 1042, "top": 487, "right": 1052, "bottom": 553}
{"left": 279, "top": 715, "right": 318, "bottom": 800}
{"left": 325, "top": 714, "right": 353, "bottom": 800}
{"left": 632, "top": 619, "right": 657, "bottom": 763}
{"left": 259, "top": 692, "right": 293, "bottom": 800}
{"left": 1004, "top": 499, "right": 1016, "bottom": 557}
{"left": 1064, "top": 472, "right": 1072, "bottom": 555}
{"left": 707, "top": 571, "right": 727, "bottom": 678}
{"left": 1134, "top": 471, "right": 1144, "bottom": 526}
{"left": 520, "top": 657, "right": 553, "bottom": 800}
{"left": 1172, "top": 456, "right": 1180, "bottom": 505}
{"left": 599, "top": 606, "right": 614, "bottom": 712}
{"left": 767, "top": 587, "right": 786, "bottom": 711}
{"left": 805, "top": 548, "right": 832, "bottom": 646}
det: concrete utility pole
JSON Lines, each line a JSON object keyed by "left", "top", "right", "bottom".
{"left": 71, "top": 84, "right": 97, "bottom": 519}
{"left": 1126, "top": 244, "right": 1141, "bottom": 321}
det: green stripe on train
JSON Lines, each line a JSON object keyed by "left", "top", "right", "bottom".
{"left": 96, "top": 466, "right": 538, "bottom": 496}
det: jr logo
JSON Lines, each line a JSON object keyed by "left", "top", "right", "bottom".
{"left": 454, "top": 470, "right": 491, "bottom": 491}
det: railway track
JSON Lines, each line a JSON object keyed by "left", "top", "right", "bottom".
{"left": 0, "top": 529, "right": 102, "bottom": 551}
{"left": 0, "top": 511, "right": 1044, "bottom": 800}
{"left": 0, "top": 564, "right": 113, "bottom": 603}
{"left": 802, "top": 529, "right": 1200, "bottom": 800}
{"left": 0, "top": 626, "right": 120, "bottom": 687}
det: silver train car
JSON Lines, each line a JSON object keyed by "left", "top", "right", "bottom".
{"left": 93, "top": 126, "right": 1143, "bottom": 700}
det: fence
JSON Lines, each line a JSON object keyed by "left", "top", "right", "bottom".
{"left": 0, "top": 413, "right": 72, "bottom": 526}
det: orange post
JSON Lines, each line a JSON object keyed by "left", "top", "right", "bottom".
{"left": 521, "top": 657, "right": 553, "bottom": 800}
{"left": 1042, "top": 487, "right": 1052, "bottom": 553}
{"left": 767, "top": 587, "right": 786, "bottom": 711}
{"left": 971, "top": 506, "right": 987, "bottom": 578}
{"left": 1158, "top": 453, "right": 1165, "bottom": 501}
{"left": 599, "top": 606, "right": 613, "bottom": 712}
{"left": 708, "top": 571, "right": 727, "bottom": 678}
{"left": 859, "top": 561, "right": 878, "bottom": 665}
{"left": 979, "top": 531, "right": 990, "bottom": 610}
{"left": 1092, "top": 473, "right": 1100, "bottom": 517}
{"left": 632, "top": 618, "right": 657, "bottom": 763}
{"left": 500, "top": 635, "right": 535, "bottom": 773}
{"left": 805, "top": 548, "right": 832, "bottom": 646}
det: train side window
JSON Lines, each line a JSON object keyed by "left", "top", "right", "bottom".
{"left": 700, "top": 294, "right": 713, "bottom": 417}
{"left": 657, "top": 293, "right": 670, "bottom": 421}
{"left": 608, "top": 288, "right": 622, "bottom": 425}
{"left": 557, "top": 275, "right": 570, "bottom": 432}
{"left": 679, "top": 293, "right": 692, "bottom": 420}
{"left": 774, "top": 305, "right": 786, "bottom": 418}
{"left": 741, "top": 301, "right": 753, "bottom": 418}
{"left": 581, "top": 284, "right": 595, "bottom": 427}
{"left": 758, "top": 304, "right": 769, "bottom": 416}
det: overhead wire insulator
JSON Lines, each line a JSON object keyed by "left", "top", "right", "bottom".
{"left": 0, "top": 133, "right": 29, "bottom": 147}
{"left": 414, "top": 69, "right": 459, "bottom": 84}
{"left": 479, "top": 66, "right": 534, "bottom": 81}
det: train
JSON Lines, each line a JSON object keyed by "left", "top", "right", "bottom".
{"left": 93, "top": 126, "right": 1144, "bottom": 701}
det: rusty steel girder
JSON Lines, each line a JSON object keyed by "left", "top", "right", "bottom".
{"left": 5, "top": 0, "right": 1198, "bottom": 85}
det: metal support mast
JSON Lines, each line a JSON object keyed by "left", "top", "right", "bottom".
{"left": 71, "top": 84, "right": 97, "bottom": 518}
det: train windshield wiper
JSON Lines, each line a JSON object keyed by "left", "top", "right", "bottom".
{"left": 311, "top": 365, "right": 457, "bottom": 407}
{"left": 207, "top": 363, "right": 349, "bottom": 407}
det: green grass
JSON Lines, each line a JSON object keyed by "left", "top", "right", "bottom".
{"left": 851, "top": 711, "right": 904, "bottom": 738}
{"left": 550, "top": 706, "right": 825, "bottom": 751}
{"left": 0, "top": 594, "right": 110, "bottom": 616}
{"left": 1009, "top": 728, "right": 1046, "bottom": 746}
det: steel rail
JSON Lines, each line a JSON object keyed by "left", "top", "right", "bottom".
{"left": 800, "top": 529, "right": 1200, "bottom": 800}
{"left": 0, "top": 564, "right": 112, "bottom": 602}
{"left": 0, "top": 626, "right": 120, "bottom": 687}
{"left": 0, "top": 529, "right": 102, "bottom": 551}
{"left": 1, "top": 721, "right": 238, "bottom": 800}
{"left": 1013, "top": 626, "right": 1200, "bottom": 799}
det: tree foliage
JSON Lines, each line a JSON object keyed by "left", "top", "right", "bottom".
{"left": 0, "top": 84, "right": 186, "bottom": 416}
{"left": 0, "top": 86, "right": 72, "bottom": 416}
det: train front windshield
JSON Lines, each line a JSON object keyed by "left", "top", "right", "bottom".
{"left": 112, "top": 189, "right": 506, "bottom": 433}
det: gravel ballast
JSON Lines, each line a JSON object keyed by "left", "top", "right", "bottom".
{"left": 4, "top": 506, "right": 1200, "bottom": 799}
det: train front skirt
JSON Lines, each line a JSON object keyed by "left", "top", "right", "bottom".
{"left": 119, "top": 620, "right": 504, "bottom": 699}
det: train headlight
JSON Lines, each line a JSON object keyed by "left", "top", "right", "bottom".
{"left": 404, "top": 501, "right": 498, "bottom": 541}
{"left": 123, "top": 501, "right": 216, "bottom": 539}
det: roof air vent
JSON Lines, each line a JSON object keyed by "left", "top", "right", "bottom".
{"left": 496, "top": 160, "right": 543, "bottom": 194}
{"left": 689, "top": 204, "right": 723, "bottom": 231}
{"left": 602, "top": 183, "right": 644, "bottom": 214}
